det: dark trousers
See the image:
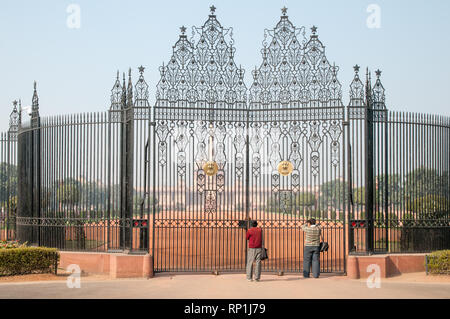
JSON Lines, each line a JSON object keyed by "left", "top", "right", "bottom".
{"left": 303, "top": 246, "right": 320, "bottom": 278}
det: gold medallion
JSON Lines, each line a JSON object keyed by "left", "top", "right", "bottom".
{"left": 203, "top": 161, "right": 219, "bottom": 176}
{"left": 278, "top": 160, "right": 293, "bottom": 176}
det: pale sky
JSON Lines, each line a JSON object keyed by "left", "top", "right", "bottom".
{"left": 1, "top": 0, "right": 449, "bottom": 132}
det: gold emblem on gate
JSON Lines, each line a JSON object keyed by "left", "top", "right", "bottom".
{"left": 203, "top": 161, "right": 219, "bottom": 176}
{"left": 278, "top": 160, "right": 293, "bottom": 176}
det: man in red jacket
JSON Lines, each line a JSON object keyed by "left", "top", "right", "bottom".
{"left": 246, "top": 220, "right": 262, "bottom": 282}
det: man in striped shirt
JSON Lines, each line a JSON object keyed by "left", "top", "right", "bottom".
{"left": 301, "top": 218, "right": 321, "bottom": 278}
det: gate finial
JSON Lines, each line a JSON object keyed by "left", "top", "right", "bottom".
{"left": 135, "top": 65, "right": 149, "bottom": 107}
{"left": 373, "top": 69, "right": 385, "bottom": 107}
{"left": 375, "top": 69, "right": 382, "bottom": 78}
{"left": 9, "top": 100, "right": 19, "bottom": 133}
{"left": 18, "top": 99, "right": 22, "bottom": 125}
{"left": 281, "top": 7, "right": 288, "bottom": 16}
{"left": 210, "top": 5, "right": 216, "bottom": 15}
{"left": 365, "top": 68, "right": 373, "bottom": 108}
{"left": 32, "top": 81, "right": 39, "bottom": 116}
{"left": 127, "top": 68, "right": 133, "bottom": 109}
{"left": 121, "top": 72, "right": 127, "bottom": 110}
{"left": 110, "top": 70, "right": 122, "bottom": 111}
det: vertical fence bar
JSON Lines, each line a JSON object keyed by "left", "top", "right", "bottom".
{"left": 364, "top": 71, "right": 374, "bottom": 254}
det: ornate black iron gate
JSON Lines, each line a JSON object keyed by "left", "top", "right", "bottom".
{"left": 4, "top": 5, "right": 449, "bottom": 275}
{"left": 152, "top": 8, "right": 346, "bottom": 273}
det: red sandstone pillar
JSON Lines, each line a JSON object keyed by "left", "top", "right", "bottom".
{"left": 347, "top": 256, "right": 360, "bottom": 279}
{"left": 143, "top": 254, "right": 154, "bottom": 278}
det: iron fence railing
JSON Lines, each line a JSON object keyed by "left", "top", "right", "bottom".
{"left": 0, "top": 116, "right": 17, "bottom": 241}
{"left": 348, "top": 110, "right": 450, "bottom": 254}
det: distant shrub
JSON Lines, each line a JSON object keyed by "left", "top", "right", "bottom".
{"left": 426, "top": 250, "right": 450, "bottom": 275}
{"left": 407, "top": 195, "right": 449, "bottom": 216}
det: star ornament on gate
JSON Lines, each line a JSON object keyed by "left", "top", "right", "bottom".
{"left": 210, "top": 5, "right": 216, "bottom": 14}
{"left": 375, "top": 69, "right": 382, "bottom": 78}
{"left": 281, "top": 6, "right": 288, "bottom": 16}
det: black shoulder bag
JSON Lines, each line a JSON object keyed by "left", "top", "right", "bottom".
{"left": 319, "top": 228, "right": 329, "bottom": 252}
{"left": 260, "top": 229, "right": 268, "bottom": 260}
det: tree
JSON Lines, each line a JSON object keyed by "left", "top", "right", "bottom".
{"left": 353, "top": 174, "right": 403, "bottom": 209}
{"left": 295, "top": 192, "right": 316, "bottom": 207}
{"left": 406, "top": 194, "right": 449, "bottom": 219}
{"left": 404, "top": 167, "right": 440, "bottom": 200}
{"left": 376, "top": 174, "right": 402, "bottom": 207}
{"left": 81, "top": 181, "right": 107, "bottom": 211}
{"left": 235, "top": 202, "right": 245, "bottom": 212}
{"left": 401, "top": 194, "right": 449, "bottom": 252}
{"left": 265, "top": 194, "right": 294, "bottom": 214}
{"left": 0, "top": 163, "right": 17, "bottom": 203}
{"left": 40, "top": 187, "right": 53, "bottom": 211}
{"left": 439, "top": 171, "right": 449, "bottom": 197}
{"left": 295, "top": 192, "right": 316, "bottom": 217}
{"left": 56, "top": 178, "right": 83, "bottom": 249}
{"left": 57, "top": 178, "right": 81, "bottom": 209}
{"left": 353, "top": 187, "right": 365, "bottom": 206}
{"left": 175, "top": 202, "right": 185, "bottom": 211}
{"left": 320, "top": 179, "right": 348, "bottom": 210}
{"left": 148, "top": 196, "right": 159, "bottom": 213}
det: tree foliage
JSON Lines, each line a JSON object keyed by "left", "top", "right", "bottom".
{"left": 0, "top": 163, "right": 17, "bottom": 203}
{"left": 353, "top": 187, "right": 365, "bottom": 205}
{"left": 56, "top": 178, "right": 81, "bottom": 206}
{"left": 320, "top": 179, "right": 348, "bottom": 210}
{"left": 295, "top": 192, "right": 316, "bottom": 207}
{"left": 406, "top": 194, "right": 449, "bottom": 218}
{"left": 404, "top": 168, "right": 440, "bottom": 199}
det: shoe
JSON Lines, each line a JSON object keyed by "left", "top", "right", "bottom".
{"left": 255, "top": 279, "right": 260, "bottom": 282}
{"left": 247, "top": 279, "right": 253, "bottom": 282}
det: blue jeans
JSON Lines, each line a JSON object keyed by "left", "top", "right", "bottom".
{"left": 303, "top": 246, "right": 320, "bottom": 278}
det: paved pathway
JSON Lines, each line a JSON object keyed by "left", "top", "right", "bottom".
{"left": 0, "top": 273, "right": 449, "bottom": 299}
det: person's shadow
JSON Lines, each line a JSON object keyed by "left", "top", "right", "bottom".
{"left": 258, "top": 273, "right": 340, "bottom": 282}
{"left": 259, "top": 276, "right": 307, "bottom": 282}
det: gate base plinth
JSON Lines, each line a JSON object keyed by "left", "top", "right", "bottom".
{"left": 59, "top": 251, "right": 154, "bottom": 279}
{"left": 346, "top": 254, "right": 427, "bottom": 279}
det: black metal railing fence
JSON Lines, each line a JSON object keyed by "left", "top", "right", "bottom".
{"left": 348, "top": 109, "right": 450, "bottom": 254}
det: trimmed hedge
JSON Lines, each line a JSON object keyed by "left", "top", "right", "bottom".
{"left": 426, "top": 250, "right": 449, "bottom": 275}
{"left": 0, "top": 247, "right": 60, "bottom": 276}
